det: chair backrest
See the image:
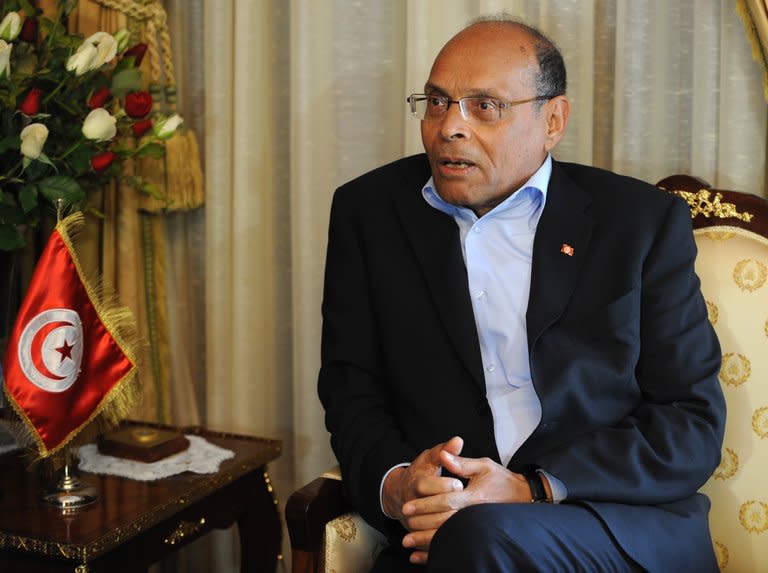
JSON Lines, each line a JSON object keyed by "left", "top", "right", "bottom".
{"left": 658, "top": 175, "right": 768, "bottom": 571}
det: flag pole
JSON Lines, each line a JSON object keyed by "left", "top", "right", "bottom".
{"left": 40, "top": 202, "right": 100, "bottom": 509}
{"left": 41, "top": 442, "right": 99, "bottom": 509}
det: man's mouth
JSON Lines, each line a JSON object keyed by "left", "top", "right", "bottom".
{"left": 440, "top": 158, "right": 476, "bottom": 169}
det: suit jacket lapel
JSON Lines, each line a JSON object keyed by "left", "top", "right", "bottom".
{"left": 392, "top": 163, "right": 486, "bottom": 390}
{"left": 527, "top": 162, "right": 594, "bottom": 349}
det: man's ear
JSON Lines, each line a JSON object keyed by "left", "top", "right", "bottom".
{"left": 544, "top": 96, "right": 570, "bottom": 151}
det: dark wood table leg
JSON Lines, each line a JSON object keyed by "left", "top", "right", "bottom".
{"left": 238, "top": 469, "right": 282, "bottom": 573}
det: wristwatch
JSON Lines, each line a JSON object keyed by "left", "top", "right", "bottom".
{"left": 522, "top": 467, "right": 549, "bottom": 503}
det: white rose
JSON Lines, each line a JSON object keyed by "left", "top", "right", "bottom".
{"left": 67, "top": 31, "right": 117, "bottom": 75}
{"left": 0, "top": 40, "right": 11, "bottom": 79}
{"left": 20, "top": 123, "right": 49, "bottom": 160}
{"left": 82, "top": 108, "right": 117, "bottom": 141}
{"left": 155, "top": 114, "right": 183, "bottom": 139}
{"left": 0, "top": 12, "right": 21, "bottom": 42}
{"left": 84, "top": 31, "right": 117, "bottom": 68}
{"left": 66, "top": 43, "right": 97, "bottom": 76}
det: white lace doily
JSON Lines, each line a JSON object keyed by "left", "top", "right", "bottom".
{"left": 77, "top": 435, "right": 235, "bottom": 481}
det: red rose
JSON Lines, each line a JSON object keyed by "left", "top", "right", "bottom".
{"left": 123, "top": 43, "right": 148, "bottom": 67}
{"left": 88, "top": 86, "right": 111, "bottom": 109}
{"left": 132, "top": 118, "right": 153, "bottom": 138}
{"left": 19, "top": 17, "right": 38, "bottom": 43}
{"left": 124, "top": 91, "right": 153, "bottom": 119}
{"left": 19, "top": 88, "right": 42, "bottom": 116}
{"left": 90, "top": 151, "right": 117, "bottom": 173}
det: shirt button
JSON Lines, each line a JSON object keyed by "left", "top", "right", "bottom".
{"left": 473, "top": 225, "right": 481, "bottom": 233}
{"left": 486, "top": 364, "right": 495, "bottom": 372}
{"left": 476, "top": 290, "right": 486, "bottom": 300}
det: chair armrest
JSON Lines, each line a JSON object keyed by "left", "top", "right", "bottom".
{"left": 286, "top": 472, "right": 347, "bottom": 573}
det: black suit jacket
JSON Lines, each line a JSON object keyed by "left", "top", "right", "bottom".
{"left": 318, "top": 154, "right": 726, "bottom": 571}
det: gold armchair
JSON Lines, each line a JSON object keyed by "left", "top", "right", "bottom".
{"left": 287, "top": 175, "right": 768, "bottom": 573}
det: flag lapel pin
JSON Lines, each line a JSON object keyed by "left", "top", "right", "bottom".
{"left": 560, "top": 243, "right": 574, "bottom": 257}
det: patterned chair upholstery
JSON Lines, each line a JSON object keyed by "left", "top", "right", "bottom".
{"left": 287, "top": 175, "right": 768, "bottom": 573}
{"left": 657, "top": 175, "right": 768, "bottom": 571}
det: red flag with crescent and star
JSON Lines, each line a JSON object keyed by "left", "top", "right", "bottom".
{"left": 1, "top": 213, "right": 138, "bottom": 457}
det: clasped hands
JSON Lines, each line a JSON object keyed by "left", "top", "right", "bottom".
{"left": 382, "top": 436, "right": 550, "bottom": 565}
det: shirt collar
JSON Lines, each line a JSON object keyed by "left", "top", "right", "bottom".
{"left": 422, "top": 154, "right": 552, "bottom": 219}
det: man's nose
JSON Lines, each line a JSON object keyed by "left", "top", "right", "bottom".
{"left": 440, "top": 101, "right": 470, "bottom": 140}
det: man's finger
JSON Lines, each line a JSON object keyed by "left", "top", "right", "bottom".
{"left": 403, "top": 527, "right": 438, "bottom": 551}
{"left": 412, "top": 475, "right": 464, "bottom": 497}
{"left": 442, "top": 435, "right": 464, "bottom": 457}
{"left": 439, "top": 451, "right": 490, "bottom": 477}
{"left": 403, "top": 490, "right": 467, "bottom": 516}
{"left": 403, "top": 510, "right": 455, "bottom": 532}
{"left": 409, "top": 550, "right": 429, "bottom": 565}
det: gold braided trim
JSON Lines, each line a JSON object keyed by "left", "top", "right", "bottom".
{"left": 671, "top": 189, "right": 754, "bottom": 222}
{"left": 3, "top": 213, "right": 141, "bottom": 459}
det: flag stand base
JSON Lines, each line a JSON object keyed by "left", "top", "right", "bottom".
{"left": 40, "top": 449, "right": 99, "bottom": 509}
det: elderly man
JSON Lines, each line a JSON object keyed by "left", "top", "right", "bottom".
{"left": 318, "top": 16, "right": 725, "bottom": 572}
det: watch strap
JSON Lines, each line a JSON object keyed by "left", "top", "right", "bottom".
{"left": 521, "top": 466, "right": 549, "bottom": 503}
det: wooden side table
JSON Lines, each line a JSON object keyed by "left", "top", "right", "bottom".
{"left": 0, "top": 423, "right": 282, "bottom": 572}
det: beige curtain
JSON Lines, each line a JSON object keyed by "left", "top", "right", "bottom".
{"left": 181, "top": 1, "right": 768, "bottom": 570}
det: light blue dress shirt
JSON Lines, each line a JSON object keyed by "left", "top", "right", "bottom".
{"left": 379, "top": 155, "right": 565, "bottom": 513}
{"left": 422, "top": 154, "right": 565, "bottom": 502}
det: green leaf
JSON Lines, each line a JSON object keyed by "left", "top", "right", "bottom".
{"left": 0, "top": 137, "right": 19, "bottom": 154}
{"left": 0, "top": 223, "right": 26, "bottom": 251}
{"left": 0, "top": 203, "right": 25, "bottom": 225}
{"left": 141, "top": 181, "right": 163, "bottom": 199}
{"left": 113, "top": 56, "right": 136, "bottom": 74}
{"left": 110, "top": 69, "right": 142, "bottom": 98}
{"left": 19, "top": 184, "right": 38, "bottom": 213}
{"left": 61, "top": 0, "right": 80, "bottom": 16}
{"left": 135, "top": 142, "right": 166, "bottom": 159}
{"left": 38, "top": 17, "right": 58, "bottom": 37}
{"left": 23, "top": 157, "right": 51, "bottom": 182}
{"left": 18, "top": 0, "right": 37, "bottom": 15}
{"left": 67, "top": 146, "right": 92, "bottom": 174}
{"left": 38, "top": 175, "right": 86, "bottom": 206}
{"left": 36, "top": 152, "right": 58, "bottom": 171}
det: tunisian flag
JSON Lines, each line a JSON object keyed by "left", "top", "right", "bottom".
{"left": 2, "top": 213, "right": 138, "bottom": 457}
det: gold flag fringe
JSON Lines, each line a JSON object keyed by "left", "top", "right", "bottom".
{"left": 3, "top": 213, "right": 143, "bottom": 460}
{"left": 736, "top": 0, "right": 768, "bottom": 101}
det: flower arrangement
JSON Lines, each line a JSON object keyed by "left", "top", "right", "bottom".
{"left": 0, "top": 0, "right": 182, "bottom": 251}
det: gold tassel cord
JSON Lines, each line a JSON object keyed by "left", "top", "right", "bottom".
{"left": 93, "top": 0, "right": 205, "bottom": 212}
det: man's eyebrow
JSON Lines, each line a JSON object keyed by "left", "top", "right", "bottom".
{"left": 424, "top": 83, "right": 448, "bottom": 96}
{"left": 423, "top": 83, "right": 505, "bottom": 99}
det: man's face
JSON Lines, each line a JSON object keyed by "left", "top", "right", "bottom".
{"left": 421, "top": 24, "right": 567, "bottom": 217}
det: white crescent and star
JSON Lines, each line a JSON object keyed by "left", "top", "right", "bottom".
{"left": 17, "top": 308, "right": 84, "bottom": 393}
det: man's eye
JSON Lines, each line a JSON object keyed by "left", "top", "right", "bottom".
{"left": 476, "top": 99, "right": 497, "bottom": 111}
{"left": 428, "top": 97, "right": 446, "bottom": 107}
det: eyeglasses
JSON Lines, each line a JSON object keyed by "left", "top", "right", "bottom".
{"left": 406, "top": 93, "right": 553, "bottom": 123}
